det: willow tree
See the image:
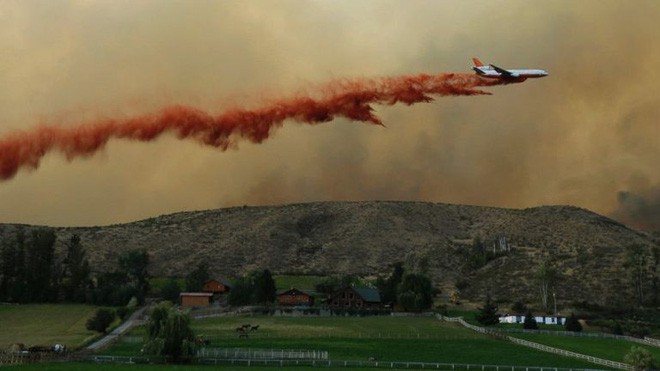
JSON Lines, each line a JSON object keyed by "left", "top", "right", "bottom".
{"left": 143, "top": 302, "right": 196, "bottom": 363}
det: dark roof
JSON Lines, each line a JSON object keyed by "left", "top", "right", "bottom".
{"left": 277, "top": 288, "right": 314, "bottom": 296}
{"left": 180, "top": 292, "right": 213, "bottom": 297}
{"left": 205, "top": 279, "right": 233, "bottom": 288}
{"left": 352, "top": 287, "right": 381, "bottom": 303}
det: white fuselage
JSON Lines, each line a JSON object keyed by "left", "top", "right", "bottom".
{"left": 473, "top": 65, "right": 549, "bottom": 79}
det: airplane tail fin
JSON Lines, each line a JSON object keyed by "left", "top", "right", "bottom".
{"left": 472, "top": 58, "right": 484, "bottom": 67}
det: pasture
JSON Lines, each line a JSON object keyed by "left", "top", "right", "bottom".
{"left": 0, "top": 304, "right": 106, "bottom": 349}
{"left": 107, "top": 315, "right": 599, "bottom": 368}
{"left": 511, "top": 333, "right": 660, "bottom": 363}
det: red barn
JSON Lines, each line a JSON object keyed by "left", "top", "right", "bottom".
{"left": 277, "top": 288, "right": 314, "bottom": 307}
{"left": 180, "top": 292, "right": 213, "bottom": 308}
{"left": 202, "top": 279, "right": 231, "bottom": 294}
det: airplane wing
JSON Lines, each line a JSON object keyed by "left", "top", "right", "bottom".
{"left": 489, "top": 64, "right": 518, "bottom": 78}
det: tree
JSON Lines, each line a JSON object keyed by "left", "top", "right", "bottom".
{"left": 63, "top": 235, "right": 91, "bottom": 302}
{"left": 161, "top": 279, "right": 182, "bottom": 303}
{"left": 523, "top": 310, "right": 538, "bottom": 330}
{"left": 315, "top": 276, "right": 341, "bottom": 295}
{"left": 143, "top": 302, "right": 196, "bottom": 363}
{"left": 185, "top": 262, "right": 210, "bottom": 292}
{"left": 511, "top": 301, "right": 527, "bottom": 314}
{"left": 0, "top": 236, "right": 17, "bottom": 301}
{"left": 624, "top": 346, "right": 656, "bottom": 370}
{"left": 88, "top": 271, "right": 138, "bottom": 306}
{"left": 86, "top": 308, "right": 115, "bottom": 333}
{"left": 226, "top": 270, "right": 276, "bottom": 306}
{"left": 119, "top": 249, "right": 150, "bottom": 302}
{"left": 252, "top": 269, "right": 276, "bottom": 304}
{"left": 376, "top": 262, "right": 404, "bottom": 306}
{"left": 476, "top": 294, "right": 499, "bottom": 326}
{"left": 396, "top": 273, "right": 433, "bottom": 312}
{"left": 25, "top": 229, "right": 58, "bottom": 302}
{"left": 625, "top": 244, "right": 650, "bottom": 306}
{"left": 227, "top": 276, "right": 253, "bottom": 306}
{"left": 564, "top": 312, "right": 582, "bottom": 332}
{"left": 535, "top": 259, "right": 558, "bottom": 312}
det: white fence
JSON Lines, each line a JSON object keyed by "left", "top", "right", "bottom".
{"left": 486, "top": 327, "right": 660, "bottom": 348}
{"left": 79, "top": 354, "right": 605, "bottom": 371}
{"left": 191, "top": 358, "right": 607, "bottom": 370}
{"left": 197, "top": 347, "right": 328, "bottom": 360}
{"left": 436, "top": 315, "right": 633, "bottom": 371}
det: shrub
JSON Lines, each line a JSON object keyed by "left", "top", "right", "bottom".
{"left": 86, "top": 308, "right": 116, "bottom": 333}
{"left": 523, "top": 310, "right": 538, "bottom": 330}
{"left": 624, "top": 346, "right": 656, "bottom": 370}
{"left": 565, "top": 313, "right": 583, "bottom": 332}
{"left": 116, "top": 306, "right": 129, "bottom": 320}
{"left": 476, "top": 294, "right": 499, "bottom": 326}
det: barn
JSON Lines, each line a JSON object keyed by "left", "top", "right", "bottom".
{"left": 277, "top": 288, "right": 314, "bottom": 307}
{"left": 202, "top": 279, "right": 232, "bottom": 294}
{"left": 328, "top": 286, "right": 382, "bottom": 309}
{"left": 180, "top": 292, "right": 213, "bottom": 308}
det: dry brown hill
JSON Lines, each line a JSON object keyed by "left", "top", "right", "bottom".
{"left": 0, "top": 201, "right": 655, "bottom": 305}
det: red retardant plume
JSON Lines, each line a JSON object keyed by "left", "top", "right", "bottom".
{"left": 0, "top": 73, "right": 506, "bottom": 180}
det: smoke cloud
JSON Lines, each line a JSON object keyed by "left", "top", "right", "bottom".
{"left": 1, "top": 1, "right": 659, "bottom": 227}
{"left": 611, "top": 188, "right": 660, "bottom": 232}
{"left": 0, "top": 74, "right": 503, "bottom": 181}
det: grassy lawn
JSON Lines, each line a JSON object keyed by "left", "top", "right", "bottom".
{"left": 149, "top": 277, "right": 186, "bottom": 295}
{"left": 105, "top": 316, "right": 598, "bottom": 368}
{"left": 10, "top": 363, "right": 394, "bottom": 371}
{"left": 192, "top": 315, "right": 478, "bottom": 339}
{"left": 0, "top": 304, "right": 109, "bottom": 349}
{"left": 273, "top": 275, "right": 326, "bottom": 292}
{"left": 511, "top": 333, "right": 660, "bottom": 363}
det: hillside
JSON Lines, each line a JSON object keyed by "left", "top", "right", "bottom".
{"left": 0, "top": 201, "right": 655, "bottom": 304}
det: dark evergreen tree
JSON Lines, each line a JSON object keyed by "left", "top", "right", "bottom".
{"left": 523, "top": 310, "right": 538, "bottom": 330}
{"left": 89, "top": 271, "right": 138, "bottom": 306}
{"left": 11, "top": 231, "right": 27, "bottom": 302}
{"left": 63, "top": 235, "right": 91, "bottom": 302}
{"left": 396, "top": 273, "right": 433, "bottom": 312}
{"left": 25, "top": 229, "right": 57, "bottom": 302}
{"left": 227, "top": 276, "right": 253, "bottom": 306}
{"left": 476, "top": 294, "right": 500, "bottom": 326}
{"left": 0, "top": 237, "right": 16, "bottom": 301}
{"left": 185, "top": 262, "right": 210, "bottom": 292}
{"left": 377, "top": 262, "right": 404, "bottom": 306}
{"left": 511, "top": 301, "right": 527, "bottom": 314}
{"left": 565, "top": 312, "right": 583, "bottom": 332}
{"left": 119, "top": 249, "right": 150, "bottom": 302}
{"left": 161, "top": 278, "right": 182, "bottom": 303}
{"left": 86, "top": 308, "right": 116, "bottom": 333}
{"left": 252, "top": 269, "right": 276, "bottom": 304}
{"left": 315, "top": 276, "right": 341, "bottom": 295}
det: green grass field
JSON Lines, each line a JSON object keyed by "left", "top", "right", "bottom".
{"left": 273, "top": 275, "right": 326, "bottom": 292}
{"left": 0, "top": 304, "right": 110, "bottom": 349}
{"left": 511, "top": 333, "right": 660, "bottom": 363}
{"left": 11, "top": 363, "right": 390, "bottom": 371}
{"left": 105, "top": 316, "right": 598, "bottom": 368}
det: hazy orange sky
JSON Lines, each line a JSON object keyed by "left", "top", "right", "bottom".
{"left": 1, "top": 0, "right": 659, "bottom": 228}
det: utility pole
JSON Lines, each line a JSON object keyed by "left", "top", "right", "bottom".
{"left": 553, "top": 291, "right": 557, "bottom": 316}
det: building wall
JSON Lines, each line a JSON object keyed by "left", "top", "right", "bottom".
{"left": 278, "top": 293, "right": 313, "bottom": 306}
{"left": 203, "top": 280, "right": 228, "bottom": 293}
{"left": 181, "top": 295, "right": 210, "bottom": 307}
{"left": 328, "top": 287, "right": 375, "bottom": 308}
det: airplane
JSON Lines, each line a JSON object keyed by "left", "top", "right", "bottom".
{"left": 471, "top": 58, "right": 548, "bottom": 82}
